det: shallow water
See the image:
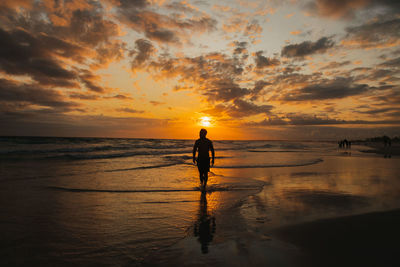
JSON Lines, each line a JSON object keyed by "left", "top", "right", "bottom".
{"left": 1, "top": 137, "right": 399, "bottom": 266}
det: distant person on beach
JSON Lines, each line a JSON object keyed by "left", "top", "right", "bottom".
{"left": 193, "top": 129, "right": 215, "bottom": 189}
{"left": 383, "top": 136, "right": 391, "bottom": 147}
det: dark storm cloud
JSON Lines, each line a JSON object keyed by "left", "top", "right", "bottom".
{"left": 149, "top": 101, "right": 165, "bottom": 106}
{"left": 321, "top": 61, "right": 351, "bottom": 70}
{"left": 379, "top": 57, "right": 400, "bottom": 68}
{"left": 104, "top": 94, "right": 134, "bottom": 100}
{"left": 252, "top": 80, "right": 270, "bottom": 93}
{"left": 233, "top": 41, "right": 248, "bottom": 55}
{"left": 148, "top": 51, "right": 251, "bottom": 103}
{"left": 368, "top": 69, "right": 398, "bottom": 81}
{"left": 204, "top": 79, "right": 250, "bottom": 102}
{"left": 115, "top": 0, "right": 216, "bottom": 44}
{"left": 282, "top": 77, "right": 370, "bottom": 101}
{"left": 250, "top": 80, "right": 271, "bottom": 100}
{"left": 245, "top": 115, "right": 347, "bottom": 126}
{"left": 305, "top": 0, "right": 370, "bottom": 19}
{"left": 281, "top": 37, "right": 335, "bottom": 58}
{"left": 203, "top": 99, "right": 274, "bottom": 118}
{"left": 165, "top": 1, "right": 200, "bottom": 13}
{"left": 2, "top": 1, "right": 120, "bottom": 48}
{"left": 0, "top": 27, "right": 80, "bottom": 87}
{"left": 0, "top": 1, "right": 125, "bottom": 68}
{"left": 357, "top": 107, "right": 400, "bottom": 115}
{"left": 227, "top": 99, "right": 273, "bottom": 117}
{"left": 350, "top": 67, "right": 400, "bottom": 85}
{"left": 65, "top": 8, "right": 120, "bottom": 46}
{"left": 244, "top": 20, "right": 262, "bottom": 36}
{"left": 146, "top": 48, "right": 278, "bottom": 117}
{"left": 371, "top": 90, "right": 400, "bottom": 105}
{"left": 131, "top": 39, "right": 155, "bottom": 70}
{"left": 116, "top": 108, "right": 145, "bottom": 113}
{"left": 254, "top": 51, "right": 280, "bottom": 68}
{"left": 78, "top": 69, "right": 108, "bottom": 93}
{"left": 246, "top": 114, "right": 400, "bottom": 126}
{"left": 267, "top": 72, "right": 323, "bottom": 101}
{"left": 69, "top": 93, "right": 100, "bottom": 100}
{"left": 305, "top": 0, "right": 400, "bottom": 19}
{"left": 94, "top": 41, "right": 126, "bottom": 67}
{"left": 0, "top": 78, "right": 78, "bottom": 109}
{"left": 343, "top": 18, "right": 400, "bottom": 49}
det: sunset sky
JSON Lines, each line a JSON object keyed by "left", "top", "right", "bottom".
{"left": 1, "top": 0, "right": 399, "bottom": 140}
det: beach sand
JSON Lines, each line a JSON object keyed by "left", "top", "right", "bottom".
{"left": 144, "top": 146, "right": 400, "bottom": 266}
{"left": 273, "top": 209, "right": 400, "bottom": 267}
{"left": 1, "top": 138, "right": 399, "bottom": 266}
{"left": 146, "top": 208, "right": 400, "bottom": 267}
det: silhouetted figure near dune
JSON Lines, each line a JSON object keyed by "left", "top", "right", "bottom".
{"left": 193, "top": 129, "right": 215, "bottom": 190}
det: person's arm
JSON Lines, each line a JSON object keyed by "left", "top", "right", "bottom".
{"left": 193, "top": 140, "right": 198, "bottom": 164}
{"left": 210, "top": 141, "right": 215, "bottom": 166}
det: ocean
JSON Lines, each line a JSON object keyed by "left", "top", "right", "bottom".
{"left": 1, "top": 136, "right": 399, "bottom": 266}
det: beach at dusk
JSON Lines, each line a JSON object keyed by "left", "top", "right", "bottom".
{"left": 1, "top": 0, "right": 400, "bottom": 266}
{"left": 1, "top": 137, "right": 400, "bottom": 266}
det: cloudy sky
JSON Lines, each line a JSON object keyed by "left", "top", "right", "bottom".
{"left": 0, "top": 0, "right": 399, "bottom": 139}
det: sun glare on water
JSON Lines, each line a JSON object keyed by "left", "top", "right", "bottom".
{"left": 199, "top": 116, "right": 212, "bottom": 127}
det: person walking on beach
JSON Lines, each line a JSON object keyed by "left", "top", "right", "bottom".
{"left": 193, "top": 129, "right": 215, "bottom": 189}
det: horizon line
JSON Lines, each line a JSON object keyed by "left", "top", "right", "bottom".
{"left": 1, "top": 135, "right": 397, "bottom": 142}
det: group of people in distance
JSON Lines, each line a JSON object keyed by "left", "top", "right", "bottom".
{"left": 338, "top": 139, "right": 351, "bottom": 149}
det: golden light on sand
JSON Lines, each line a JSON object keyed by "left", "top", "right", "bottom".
{"left": 199, "top": 116, "right": 212, "bottom": 127}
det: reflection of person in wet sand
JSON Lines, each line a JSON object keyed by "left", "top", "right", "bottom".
{"left": 194, "top": 192, "right": 216, "bottom": 254}
{"left": 193, "top": 129, "right": 215, "bottom": 190}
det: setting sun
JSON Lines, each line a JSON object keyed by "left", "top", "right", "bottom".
{"left": 199, "top": 116, "right": 212, "bottom": 127}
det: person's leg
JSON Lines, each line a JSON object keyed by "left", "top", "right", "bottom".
{"left": 198, "top": 163, "right": 204, "bottom": 185}
{"left": 203, "top": 171, "right": 208, "bottom": 187}
{"left": 199, "top": 171, "right": 204, "bottom": 185}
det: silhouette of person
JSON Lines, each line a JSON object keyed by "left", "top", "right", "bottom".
{"left": 193, "top": 129, "right": 215, "bottom": 189}
{"left": 194, "top": 191, "right": 216, "bottom": 254}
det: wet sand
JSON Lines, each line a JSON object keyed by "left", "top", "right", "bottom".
{"left": 2, "top": 138, "right": 399, "bottom": 266}
{"left": 148, "top": 207, "right": 400, "bottom": 267}
{"left": 273, "top": 209, "right": 400, "bottom": 267}
{"left": 144, "top": 151, "right": 400, "bottom": 266}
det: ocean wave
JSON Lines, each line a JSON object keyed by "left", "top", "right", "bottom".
{"left": 140, "top": 200, "right": 198, "bottom": 204}
{"left": 47, "top": 186, "right": 198, "bottom": 193}
{"left": 213, "top": 158, "right": 323, "bottom": 169}
{"left": 105, "top": 163, "right": 180, "bottom": 172}
{"left": 46, "top": 183, "right": 265, "bottom": 193}
{"left": 247, "top": 150, "right": 308, "bottom": 153}
{"left": 46, "top": 149, "right": 192, "bottom": 160}
{"left": 0, "top": 144, "right": 189, "bottom": 155}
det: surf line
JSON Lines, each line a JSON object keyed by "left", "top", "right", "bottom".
{"left": 46, "top": 185, "right": 264, "bottom": 193}
{"left": 213, "top": 159, "right": 323, "bottom": 169}
{"left": 46, "top": 186, "right": 198, "bottom": 193}
{"left": 104, "top": 162, "right": 180, "bottom": 172}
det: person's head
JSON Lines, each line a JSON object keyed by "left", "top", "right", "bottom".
{"left": 199, "top": 128, "right": 207, "bottom": 138}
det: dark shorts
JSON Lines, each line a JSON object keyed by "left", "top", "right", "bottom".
{"left": 197, "top": 157, "right": 210, "bottom": 173}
